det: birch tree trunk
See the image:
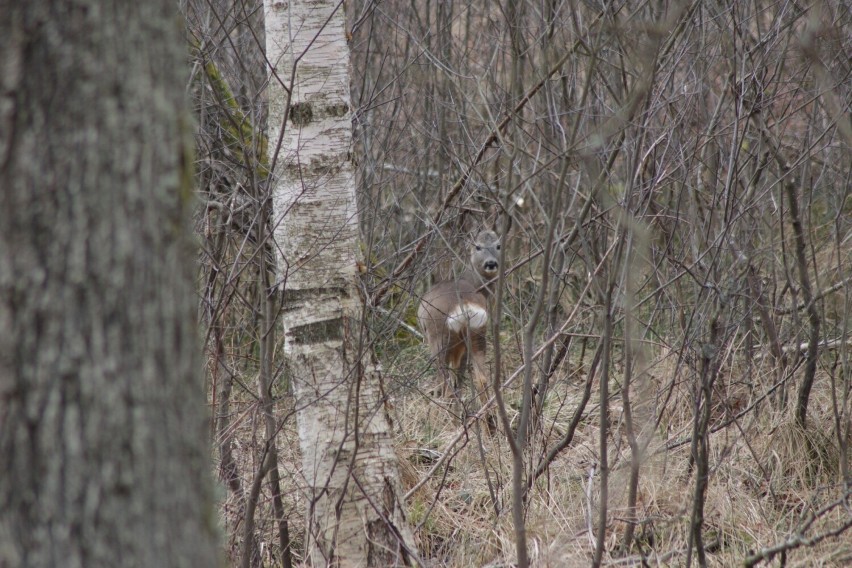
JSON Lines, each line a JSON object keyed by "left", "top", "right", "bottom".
{"left": 0, "top": 2, "right": 219, "bottom": 566}
{"left": 264, "top": 1, "right": 416, "bottom": 565}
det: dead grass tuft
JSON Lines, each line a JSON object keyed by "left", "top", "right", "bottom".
{"left": 385, "top": 331, "right": 852, "bottom": 566}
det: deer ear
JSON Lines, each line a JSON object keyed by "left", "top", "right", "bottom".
{"left": 491, "top": 210, "right": 513, "bottom": 237}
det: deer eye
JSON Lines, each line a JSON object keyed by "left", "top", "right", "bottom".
{"left": 475, "top": 246, "right": 482, "bottom": 251}
{"left": 496, "top": 244, "right": 501, "bottom": 251}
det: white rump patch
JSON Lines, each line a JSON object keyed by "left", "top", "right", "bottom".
{"left": 446, "top": 303, "right": 488, "bottom": 332}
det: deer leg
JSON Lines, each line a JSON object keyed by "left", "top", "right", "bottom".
{"left": 469, "top": 332, "right": 489, "bottom": 406}
{"left": 425, "top": 337, "right": 451, "bottom": 398}
{"left": 469, "top": 331, "right": 496, "bottom": 434}
{"left": 446, "top": 341, "right": 466, "bottom": 399}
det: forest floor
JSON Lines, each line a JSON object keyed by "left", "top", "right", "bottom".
{"left": 383, "top": 333, "right": 852, "bottom": 567}
{"left": 216, "top": 302, "right": 851, "bottom": 567}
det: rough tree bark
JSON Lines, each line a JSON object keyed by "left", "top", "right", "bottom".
{"left": 0, "top": 2, "right": 219, "bottom": 567}
{"left": 264, "top": 0, "right": 416, "bottom": 566}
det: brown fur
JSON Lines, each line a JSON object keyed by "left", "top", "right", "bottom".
{"left": 418, "top": 231, "right": 500, "bottom": 417}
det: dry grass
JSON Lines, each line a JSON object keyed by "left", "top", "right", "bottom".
{"left": 382, "top": 329, "right": 852, "bottom": 567}
{"left": 212, "top": 285, "right": 851, "bottom": 567}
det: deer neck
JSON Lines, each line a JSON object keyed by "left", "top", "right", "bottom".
{"left": 460, "top": 269, "right": 497, "bottom": 298}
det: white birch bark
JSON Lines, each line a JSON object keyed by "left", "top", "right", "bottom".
{"left": 264, "top": 1, "right": 416, "bottom": 565}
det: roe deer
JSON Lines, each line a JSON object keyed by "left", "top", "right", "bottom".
{"left": 418, "top": 230, "right": 501, "bottom": 417}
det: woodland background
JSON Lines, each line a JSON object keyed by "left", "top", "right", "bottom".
{"left": 190, "top": 0, "right": 850, "bottom": 566}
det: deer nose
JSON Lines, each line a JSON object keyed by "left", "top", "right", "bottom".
{"left": 484, "top": 260, "right": 498, "bottom": 272}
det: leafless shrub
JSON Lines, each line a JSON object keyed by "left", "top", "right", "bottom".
{"left": 189, "top": 0, "right": 851, "bottom": 565}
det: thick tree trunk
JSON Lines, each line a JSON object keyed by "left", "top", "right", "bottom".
{"left": 264, "top": 1, "right": 416, "bottom": 565}
{"left": 0, "top": 2, "right": 219, "bottom": 567}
